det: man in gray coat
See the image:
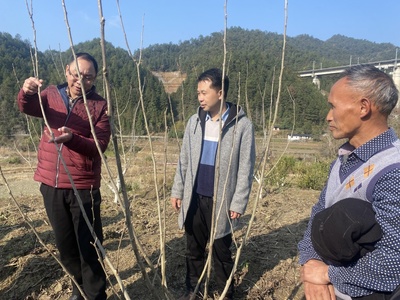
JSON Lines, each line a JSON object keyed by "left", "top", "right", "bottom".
{"left": 170, "top": 68, "right": 255, "bottom": 300}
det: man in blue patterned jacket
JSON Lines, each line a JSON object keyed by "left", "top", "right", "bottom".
{"left": 298, "top": 65, "right": 400, "bottom": 300}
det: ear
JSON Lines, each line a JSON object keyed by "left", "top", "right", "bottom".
{"left": 360, "top": 98, "right": 372, "bottom": 118}
{"left": 218, "top": 89, "right": 223, "bottom": 100}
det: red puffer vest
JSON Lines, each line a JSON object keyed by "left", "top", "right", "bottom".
{"left": 17, "top": 85, "right": 110, "bottom": 189}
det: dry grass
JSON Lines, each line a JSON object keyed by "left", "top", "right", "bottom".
{"left": 0, "top": 138, "right": 324, "bottom": 299}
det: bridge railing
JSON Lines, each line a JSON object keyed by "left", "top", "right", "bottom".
{"left": 299, "top": 58, "right": 399, "bottom": 77}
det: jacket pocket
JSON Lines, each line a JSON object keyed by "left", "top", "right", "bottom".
{"left": 67, "top": 149, "right": 94, "bottom": 173}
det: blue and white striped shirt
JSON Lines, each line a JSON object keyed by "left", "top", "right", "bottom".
{"left": 195, "top": 104, "right": 230, "bottom": 197}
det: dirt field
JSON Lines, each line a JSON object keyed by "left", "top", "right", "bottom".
{"left": 0, "top": 138, "right": 323, "bottom": 300}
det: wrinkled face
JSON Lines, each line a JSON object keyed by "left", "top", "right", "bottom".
{"left": 197, "top": 79, "right": 222, "bottom": 117}
{"left": 65, "top": 58, "right": 97, "bottom": 99}
{"left": 326, "top": 77, "right": 362, "bottom": 144}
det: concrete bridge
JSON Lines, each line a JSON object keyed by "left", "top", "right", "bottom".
{"left": 298, "top": 58, "right": 400, "bottom": 91}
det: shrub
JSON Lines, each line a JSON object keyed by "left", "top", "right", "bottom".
{"left": 296, "top": 159, "right": 330, "bottom": 190}
{"left": 264, "top": 156, "right": 330, "bottom": 192}
{"left": 168, "top": 120, "right": 185, "bottom": 139}
{"left": 8, "top": 156, "right": 22, "bottom": 164}
{"left": 265, "top": 156, "right": 297, "bottom": 190}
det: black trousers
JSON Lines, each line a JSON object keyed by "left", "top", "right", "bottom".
{"left": 40, "top": 184, "right": 106, "bottom": 300}
{"left": 184, "top": 193, "right": 234, "bottom": 298}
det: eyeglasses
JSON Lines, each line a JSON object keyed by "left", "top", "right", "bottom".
{"left": 68, "top": 69, "right": 95, "bottom": 82}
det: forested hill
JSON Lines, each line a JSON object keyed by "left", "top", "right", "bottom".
{"left": 289, "top": 33, "right": 397, "bottom": 67}
{"left": 0, "top": 28, "right": 397, "bottom": 144}
{"left": 139, "top": 28, "right": 398, "bottom": 72}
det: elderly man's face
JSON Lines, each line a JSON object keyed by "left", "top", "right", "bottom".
{"left": 326, "top": 77, "right": 364, "bottom": 147}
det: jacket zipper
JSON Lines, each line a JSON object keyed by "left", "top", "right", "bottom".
{"left": 54, "top": 89, "right": 77, "bottom": 187}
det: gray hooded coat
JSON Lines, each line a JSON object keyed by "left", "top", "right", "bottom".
{"left": 171, "top": 103, "right": 255, "bottom": 239}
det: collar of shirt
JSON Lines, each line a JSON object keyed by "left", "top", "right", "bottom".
{"left": 205, "top": 103, "right": 230, "bottom": 122}
{"left": 338, "top": 128, "right": 397, "bottom": 163}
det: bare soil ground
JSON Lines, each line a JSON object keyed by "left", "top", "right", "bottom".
{"left": 0, "top": 139, "right": 323, "bottom": 300}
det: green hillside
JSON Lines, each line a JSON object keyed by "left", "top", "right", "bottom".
{"left": 0, "top": 28, "right": 397, "bottom": 144}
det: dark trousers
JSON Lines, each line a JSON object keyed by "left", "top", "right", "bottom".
{"left": 40, "top": 184, "right": 107, "bottom": 300}
{"left": 184, "top": 193, "right": 234, "bottom": 298}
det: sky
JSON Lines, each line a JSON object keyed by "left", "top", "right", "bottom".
{"left": 1, "top": 0, "right": 400, "bottom": 55}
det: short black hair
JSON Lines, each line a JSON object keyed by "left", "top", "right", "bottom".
{"left": 197, "top": 68, "right": 229, "bottom": 99}
{"left": 68, "top": 52, "right": 99, "bottom": 75}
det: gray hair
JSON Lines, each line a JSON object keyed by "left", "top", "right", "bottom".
{"left": 340, "top": 65, "right": 398, "bottom": 116}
